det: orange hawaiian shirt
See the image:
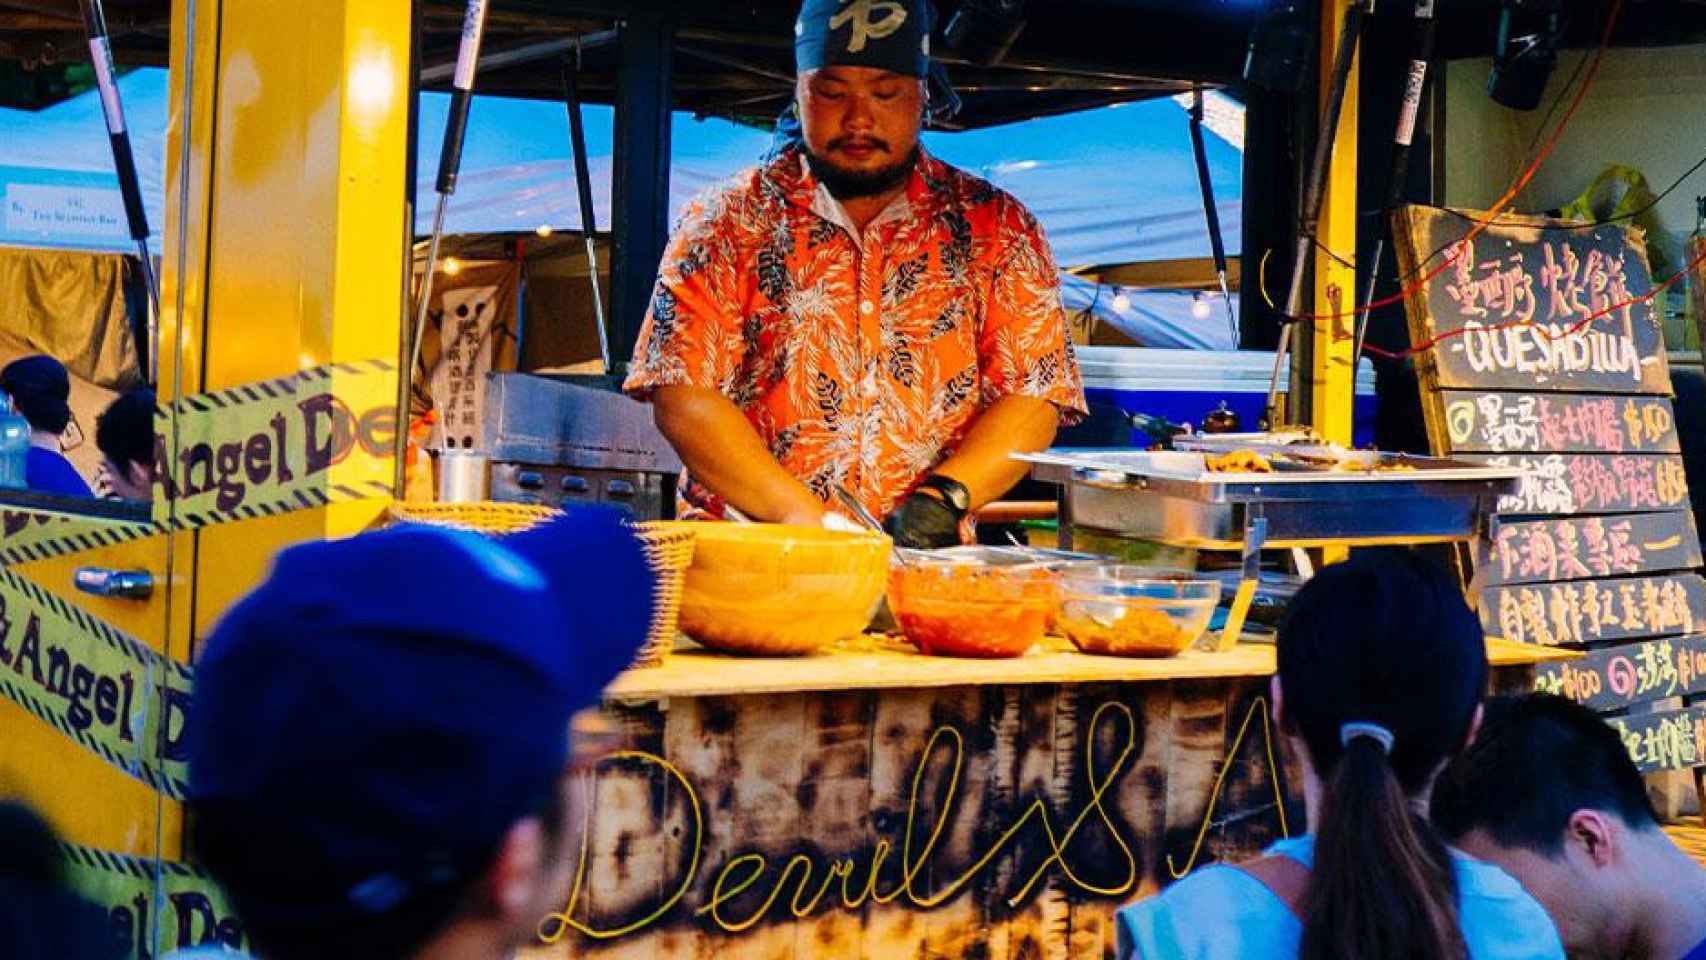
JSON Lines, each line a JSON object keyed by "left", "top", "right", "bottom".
{"left": 624, "top": 146, "right": 1086, "bottom": 521}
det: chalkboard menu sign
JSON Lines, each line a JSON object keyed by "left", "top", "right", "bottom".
{"left": 1607, "top": 706, "right": 1706, "bottom": 774}
{"left": 1483, "top": 512, "right": 1703, "bottom": 586}
{"left": 1441, "top": 391, "right": 1679, "bottom": 454}
{"left": 1534, "top": 634, "right": 1706, "bottom": 713}
{"left": 1397, "top": 208, "right": 1669, "bottom": 395}
{"left": 1458, "top": 453, "right": 1690, "bottom": 516}
{"left": 1397, "top": 206, "right": 1704, "bottom": 773}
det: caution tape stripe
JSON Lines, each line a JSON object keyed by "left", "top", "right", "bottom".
{"left": 0, "top": 568, "right": 189, "bottom": 683}
{"left": 0, "top": 676, "right": 189, "bottom": 799}
{"left": 59, "top": 840, "right": 210, "bottom": 880}
{"left": 164, "top": 484, "right": 375, "bottom": 534}
{"left": 167, "top": 358, "right": 397, "bottom": 416}
{"left": 0, "top": 522, "right": 158, "bottom": 568}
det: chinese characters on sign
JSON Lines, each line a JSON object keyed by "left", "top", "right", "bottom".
{"left": 1403, "top": 209, "right": 1667, "bottom": 394}
{"left": 1608, "top": 707, "right": 1706, "bottom": 773}
{"left": 1534, "top": 634, "right": 1706, "bottom": 711}
{"left": 1482, "top": 574, "right": 1706, "bottom": 647}
{"left": 1484, "top": 512, "right": 1703, "bottom": 586}
{"left": 1467, "top": 454, "right": 1690, "bottom": 516}
{"left": 1442, "top": 392, "right": 1678, "bottom": 455}
{"left": 1402, "top": 206, "right": 1704, "bottom": 776}
{"left": 430, "top": 284, "right": 501, "bottom": 450}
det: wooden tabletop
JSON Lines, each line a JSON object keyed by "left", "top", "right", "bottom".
{"left": 603, "top": 634, "right": 1573, "bottom": 703}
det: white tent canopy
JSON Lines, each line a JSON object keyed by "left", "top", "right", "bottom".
{"left": 0, "top": 70, "right": 1244, "bottom": 347}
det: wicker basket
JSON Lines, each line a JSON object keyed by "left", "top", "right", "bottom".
{"left": 384, "top": 503, "right": 695, "bottom": 668}
{"left": 386, "top": 501, "right": 558, "bottom": 534}
{"left": 630, "top": 522, "right": 697, "bottom": 667}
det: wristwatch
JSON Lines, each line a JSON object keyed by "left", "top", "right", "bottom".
{"left": 918, "top": 474, "right": 971, "bottom": 519}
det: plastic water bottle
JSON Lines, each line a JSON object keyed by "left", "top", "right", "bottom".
{"left": 0, "top": 390, "right": 28, "bottom": 491}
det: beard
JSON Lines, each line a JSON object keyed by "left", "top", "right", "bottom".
{"left": 803, "top": 140, "right": 920, "bottom": 201}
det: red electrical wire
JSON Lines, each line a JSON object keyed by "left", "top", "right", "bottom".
{"left": 1287, "top": 0, "right": 1625, "bottom": 331}
{"left": 1359, "top": 240, "right": 1706, "bottom": 361}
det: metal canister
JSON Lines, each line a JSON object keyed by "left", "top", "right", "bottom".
{"left": 1202, "top": 402, "right": 1241, "bottom": 434}
{"left": 437, "top": 449, "right": 489, "bottom": 503}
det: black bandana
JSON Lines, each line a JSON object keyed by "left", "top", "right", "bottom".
{"left": 795, "top": 0, "right": 934, "bottom": 78}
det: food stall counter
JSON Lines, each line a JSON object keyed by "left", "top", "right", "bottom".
{"left": 603, "top": 635, "right": 1570, "bottom": 703}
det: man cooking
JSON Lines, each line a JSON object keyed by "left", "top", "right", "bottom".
{"left": 623, "top": 0, "right": 1085, "bottom": 549}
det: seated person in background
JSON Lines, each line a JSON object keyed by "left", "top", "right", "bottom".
{"left": 1118, "top": 550, "right": 1563, "bottom": 960}
{"left": 1433, "top": 694, "right": 1706, "bottom": 960}
{"left": 0, "top": 355, "right": 93, "bottom": 498}
{"left": 95, "top": 388, "right": 155, "bottom": 501}
{"left": 183, "top": 508, "right": 654, "bottom": 960}
{"left": 0, "top": 801, "right": 122, "bottom": 959}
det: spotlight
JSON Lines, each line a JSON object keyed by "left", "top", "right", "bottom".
{"left": 943, "top": 0, "right": 1026, "bottom": 67}
{"left": 1243, "top": 1, "right": 1312, "bottom": 94}
{"left": 1489, "top": 0, "right": 1565, "bottom": 111}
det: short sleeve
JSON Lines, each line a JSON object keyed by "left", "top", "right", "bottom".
{"left": 977, "top": 203, "right": 1087, "bottom": 422}
{"left": 622, "top": 190, "right": 750, "bottom": 401}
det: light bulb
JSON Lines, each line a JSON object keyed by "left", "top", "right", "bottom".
{"left": 1190, "top": 294, "right": 1212, "bottom": 320}
{"left": 442, "top": 257, "right": 461, "bottom": 276}
{"left": 1111, "top": 293, "right": 1131, "bottom": 311}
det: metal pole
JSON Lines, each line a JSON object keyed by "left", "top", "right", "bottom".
{"left": 407, "top": 0, "right": 489, "bottom": 396}
{"left": 78, "top": 0, "right": 158, "bottom": 384}
{"left": 562, "top": 47, "right": 611, "bottom": 374}
{"left": 1188, "top": 86, "right": 1239, "bottom": 348}
{"left": 1353, "top": 0, "right": 1438, "bottom": 364}
{"left": 1265, "top": 0, "right": 1368, "bottom": 428}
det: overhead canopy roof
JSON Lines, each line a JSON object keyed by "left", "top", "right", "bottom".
{"left": 10, "top": 0, "right": 1706, "bottom": 125}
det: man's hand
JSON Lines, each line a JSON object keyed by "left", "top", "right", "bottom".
{"left": 885, "top": 491, "right": 961, "bottom": 549}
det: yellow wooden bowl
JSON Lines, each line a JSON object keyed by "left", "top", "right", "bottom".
{"left": 659, "top": 521, "right": 892, "bottom": 656}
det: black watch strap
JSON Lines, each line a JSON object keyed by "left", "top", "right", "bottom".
{"left": 919, "top": 474, "right": 971, "bottom": 518}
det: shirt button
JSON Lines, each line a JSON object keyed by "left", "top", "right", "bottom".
{"left": 860, "top": 300, "right": 874, "bottom": 316}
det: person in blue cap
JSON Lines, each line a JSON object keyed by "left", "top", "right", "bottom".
{"left": 0, "top": 355, "right": 94, "bottom": 498}
{"left": 180, "top": 507, "right": 654, "bottom": 960}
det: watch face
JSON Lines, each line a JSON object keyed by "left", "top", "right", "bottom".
{"left": 928, "top": 476, "right": 970, "bottom": 512}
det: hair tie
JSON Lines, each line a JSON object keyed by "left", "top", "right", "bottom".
{"left": 1340, "top": 722, "right": 1395, "bottom": 754}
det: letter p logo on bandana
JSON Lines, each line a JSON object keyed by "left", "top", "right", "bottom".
{"left": 796, "top": 0, "right": 933, "bottom": 77}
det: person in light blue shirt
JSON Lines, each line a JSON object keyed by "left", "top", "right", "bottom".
{"left": 1118, "top": 550, "right": 1564, "bottom": 960}
{"left": 1434, "top": 695, "right": 1706, "bottom": 960}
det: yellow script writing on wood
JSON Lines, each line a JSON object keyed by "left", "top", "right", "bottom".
{"left": 538, "top": 701, "right": 1151, "bottom": 941}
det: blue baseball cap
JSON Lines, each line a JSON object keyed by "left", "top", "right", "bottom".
{"left": 186, "top": 507, "right": 653, "bottom": 937}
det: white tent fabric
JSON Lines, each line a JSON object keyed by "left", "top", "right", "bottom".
{"left": 412, "top": 91, "right": 1243, "bottom": 270}
{"left": 0, "top": 69, "right": 166, "bottom": 252}
{"left": 0, "top": 70, "right": 1244, "bottom": 348}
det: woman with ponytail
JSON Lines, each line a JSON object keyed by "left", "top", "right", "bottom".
{"left": 1117, "top": 550, "right": 1563, "bottom": 959}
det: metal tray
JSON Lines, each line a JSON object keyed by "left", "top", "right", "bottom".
{"left": 1022, "top": 449, "right": 1523, "bottom": 493}
{"left": 1022, "top": 449, "right": 1522, "bottom": 551}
